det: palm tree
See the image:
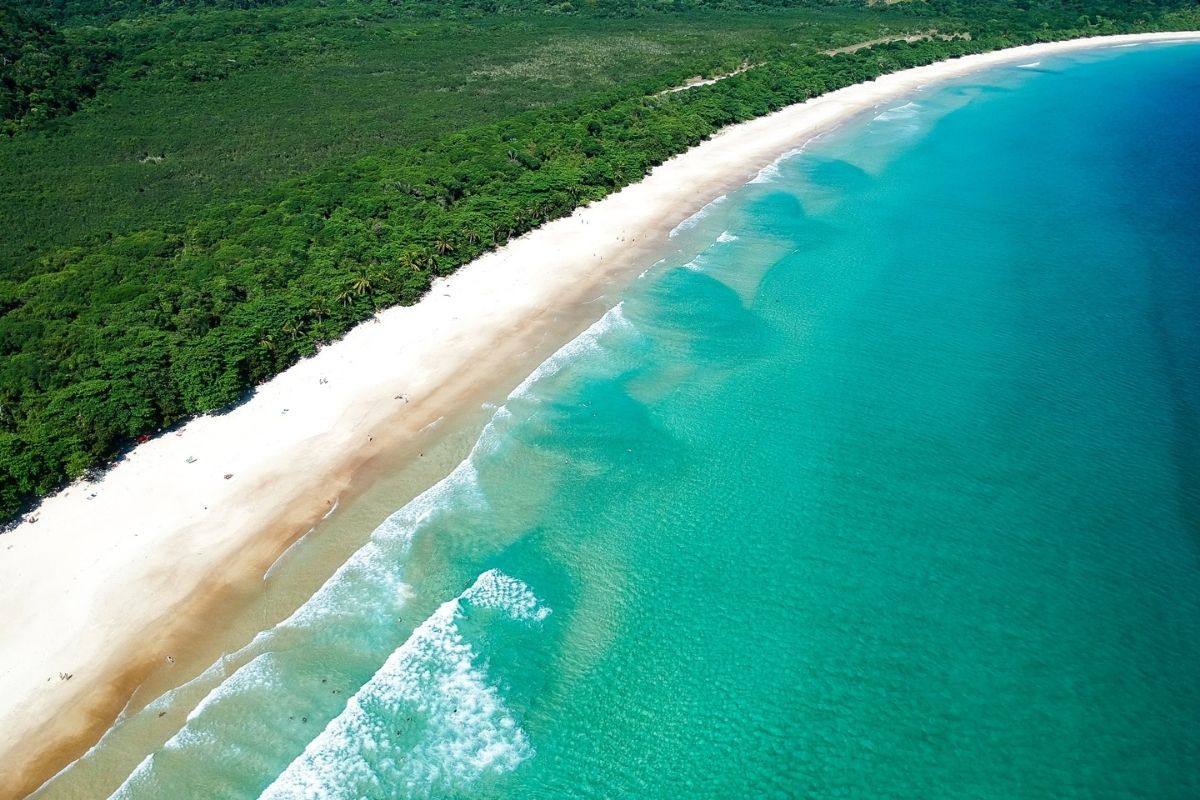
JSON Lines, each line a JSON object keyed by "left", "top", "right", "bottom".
{"left": 435, "top": 237, "right": 455, "bottom": 256}
{"left": 308, "top": 300, "right": 329, "bottom": 320}
{"left": 352, "top": 273, "right": 373, "bottom": 296}
{"left": 336, "top": 289, "right": 354, "bottom": 307}
{"left": 282, "top": 321, "right": 302, "bottom": 340}
{"left": 259, "top": 334, "right": 276, "bottom": 352}
{"left": 462, "top": 228, "right": 480, "bottom": 246}
{"left": 399, "top": 251, "right": 419, "bottom": 272}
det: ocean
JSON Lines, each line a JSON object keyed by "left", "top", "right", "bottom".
{"left": 37, "top": 42, "right": 1200, "bottom": 799}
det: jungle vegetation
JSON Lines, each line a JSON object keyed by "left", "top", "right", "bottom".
{"left": 1, "top": 0, "right": 1198, "bottom": 519}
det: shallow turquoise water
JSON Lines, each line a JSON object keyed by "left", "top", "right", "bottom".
{"left": 66, "top": 44, "right": 1200, "bottom": 799}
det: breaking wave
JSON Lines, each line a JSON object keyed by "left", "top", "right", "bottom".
{"left": 667, "top": 194, "right": 727, "bottom": 238}
{"left": 873, "top": 101, "right": 921, "bottom": 122}
{"left": 105, "top": 303, "right": 636, "bottom": 798}
{"left": 261, "top": 571, "right": 550, "bottom": 800}
{"left": 747, "top": 131, "right": 827, "bottom": 184}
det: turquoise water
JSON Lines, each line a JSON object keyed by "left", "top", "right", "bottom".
{"left": 52, "top": 44, "right": 1200, "bottom": 799}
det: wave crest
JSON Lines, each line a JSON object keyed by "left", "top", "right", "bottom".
{"left": 261, "top": 570, "right": 549, "bottom": 800}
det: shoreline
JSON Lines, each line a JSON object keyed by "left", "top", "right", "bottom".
{"left": 3, "top": 30, "right": 1198, "bottom": 798}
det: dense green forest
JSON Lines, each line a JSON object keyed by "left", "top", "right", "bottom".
{"left": 0, "top": 6, "right": 112, "bottom": 134}
{"left": 1, "top": 0, "right": 1198, "bottom": 520}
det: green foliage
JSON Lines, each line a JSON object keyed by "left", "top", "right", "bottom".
{"left": 0, "top": 0, "right": 1197, "bottom": 519}
{"left": 0, "top": 5, "right": 113, "bottom": 134}
{"left": 0, "top": 3, "right": 885, "bottom": 274}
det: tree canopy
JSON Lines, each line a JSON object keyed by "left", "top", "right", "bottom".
{"left": 0, "top": 5, "right": 112, "bottom": 134}
{"left": 1, "top": 0, "right": 1198, "bottom": 520}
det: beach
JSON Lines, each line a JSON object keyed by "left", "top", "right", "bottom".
{"left": 3, "top": 30, "right": 1199, "bottom": 798}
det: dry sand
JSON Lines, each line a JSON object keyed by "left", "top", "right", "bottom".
{"left": 3, "top": 30, "right": 1198, "bottom": 798}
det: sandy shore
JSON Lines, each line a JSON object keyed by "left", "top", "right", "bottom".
{"left": 2, "top": 30, "right": 1198, "bottom": 798}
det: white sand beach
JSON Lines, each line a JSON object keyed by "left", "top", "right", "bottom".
{"left": 2, "top": 30, "right": 1198, "bottom": 798}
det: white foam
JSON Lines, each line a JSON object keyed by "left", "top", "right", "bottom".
{"left": 667, "top": 194, "right": 727, "bottom": 238}
{"left": 747, "top": 134, "right": 823, "bottom": 185}
{"left": 109, "top": 460, "right": 493, "bottom": 787}
{"left": 106, "top": 305, "right": 630, "bottom": 795}
{"left": 275, "top": 437, "right": 494, "bottom": 633}
{"left": 638, "top": 257, "right": 668, "bottom": 280}
{"left": 262, "top": 494, "right": 339, "bottom": 580}
{"left": 261, "top": 570, "right": 548, "bottom": 800}
{"left": 506, "top": 302, "right": 632, "bottom": 401}
{"left": 873, "top": 101, "right": 921, "bottom": 122}
{"left": 748, "top": 158, "right": 784, "bottom": 184}
{"left": 129, "top": 655, "right": 234, "bottom": 732}
{"left": 31, "top": 652, "right": 229, "bottom": 799}
{"left": 1017, "top": 60, "right": 1042, "bottom": 68}
{"left": 417, "top": 415, "right": 445, "bottom": 435}
{"left": 183, "top": 652, "right": 279, "bottom": 725}
{"left": 716, "top": 231, "right": 738, "bottom": 243}
{"left": 463, "top": 569, "right": 551, "bottom": 622}
{"left": 110, "top": 754, "right": 154, "bottom": 797}
{"left": 321, "top": 498, "right": 340, "bottom": 520}
{"left": 264, "top": 528, "right": 314, "bottom": 581}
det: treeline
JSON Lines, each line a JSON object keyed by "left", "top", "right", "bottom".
{"left": 4, "top": 0, "right": 1188, "bottom": 135}
{"left": 1, "top": 4, "right": 1198, "bottom": 518}
{"left": 896, "top": 0, "right": 1198, "bottom": 33}
{"left": 3, "top": 0, "right": 846, "bottom": 278}
{"left": 0, "top": 0, "right": 839, "bottom": 133}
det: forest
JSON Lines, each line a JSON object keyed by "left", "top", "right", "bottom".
{"left": 1, "top": 0, "right": 1198, "bottom": 520}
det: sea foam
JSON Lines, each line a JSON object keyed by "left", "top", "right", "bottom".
{"left": 260, "top": 571, "right": 549, "bottom": 800}
{"left": 104, "top": 303, "right": 634, "bottom": 798}
{"left": 668, "top": 194, "right": 727, "bottom": 238}
{"left": 748, "top": 134, "right": 825, "bottom": 185}
{"left": 507, "top": 302, "right": 634, "bottom": 402}
{"left": 873, "top": 101, "right": 921, "bottom": 122}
